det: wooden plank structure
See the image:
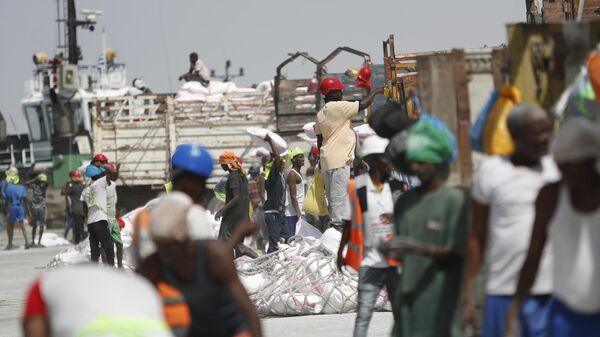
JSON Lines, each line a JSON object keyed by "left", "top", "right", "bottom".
{"left": 273, "top": 52, "right": 319, "bottom": 136}
{"left": 534, "top": 0, "right": 600, "bottom": 22}
{"left": 507, "top": 21, "right": 600, "bottom": 111}
{"left": 383, "top": 34, "right": 507, "bottom": 186}
{"left": 415, "top": 50, "right": 506, "bottom": 186}
{"left": 273, "top": 48, "right": 381, "bottom": 137}
{"left": 91, "top": 92, "right": 274, "bottom": 190}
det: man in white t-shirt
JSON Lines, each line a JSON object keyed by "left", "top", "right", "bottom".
{"left": 81, "top": 163, "right": 118, "bottom": 266}
{"left": 337, "top": 135, "right": 399, "bottom": 337}
{"left": 461, "top": 104, "right": 560, "bottom": 337}
{"left": 315, "top": 78, "right": 383, "bottom": 231}
{"left": 23, "top": 265, "right": 172, "bottom": 337}
{"left": 105, "top": 166, "right": 124, "bottom": 268}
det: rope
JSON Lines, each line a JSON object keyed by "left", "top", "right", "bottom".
{"left": 238, "top": 236, "right": 390, "bottom": 316}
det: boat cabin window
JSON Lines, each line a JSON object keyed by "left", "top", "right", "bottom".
{"left": 70, "top": 102, "right": 85, "bottom": 132}
{"left": 24, "top": 105, "right": 47, "bottom": 141}
{"left": 45, "top": 105, "right": 55, "bottom": 135}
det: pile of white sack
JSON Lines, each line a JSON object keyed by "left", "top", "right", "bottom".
{"left": 39, "top": 232, "right": 71, "bottom": 247}
{"left": 299, "top": 122, "right": 377, "bottom": 147}
{"left": 45, "top": 203, "right": 389, "bottom": 317}
{"left": 175, "top": 80, "right": 273, "bottom": 103}
{"left": 237, "top": 225, "right": 390, "bottom": 316}
{"left": 246, "top": 127, "right": 288, "bottom": 155}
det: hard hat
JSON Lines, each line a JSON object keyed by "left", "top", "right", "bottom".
{"left": 105, "top": 48, "right": 117, "bottom": 63}
{"left": 6, "top": 166, "right": 18, "bottom": 175}
{"left": 248, "top": 163, "right": 261, "bottom": 175}
{"left": 70, "top": 170, "right": 82, "bottom": 178}
{"left": 320, "top": 77, "right": 345, "bottom": 95}
{"left": 33, "top": 52, "right": 48, "bottom": 65}
{"left": 85, "top": 165, "right": 106, "bottom": 178}
{"left": 358, "top": 66, "right": 372, "bottom": 82}
{"left": 92, "top": 154, "right": 109, "bottom": 162}
{"left": 149, "top": 192, "right": 213, "bottom": 241}
{"left": 308, "top": 78, "right": 319, "bottom": 94}
{"left": 345, "top": 68, "right": 359, "bottom": 79}
{"left": 7, "top": 175, "right": 19, "bottom": 184}
{"left": 37, "top": 173, "right": 48, "bottom": 182}
{"left": 253, "top": 147, "right": 271, "bottom": 159}
{"left": 359, "top": 134, "right": 390, "bottom": 157}
{"left": 171, "top": 144, "right": 213, "bottom": 178}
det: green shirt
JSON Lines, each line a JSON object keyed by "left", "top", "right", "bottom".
{"left": 393, "top": 186, "right": 469, "bottom": 337}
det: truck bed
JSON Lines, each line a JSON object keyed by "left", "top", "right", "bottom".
{"left": 92, "top": 91, "right": 274, "bottom": 188}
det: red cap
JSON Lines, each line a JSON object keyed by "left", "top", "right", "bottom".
{"left": 70, "top": 171, "right": 81, "bottom": 178}
{"left": 117, "top": 218, "right": 126, "bottom": 229}
{"left": 311, "top": 146, "right": 319, "bottom": 158}
{"left": 92, "top": 154, "right": 108, "bottom": 162}
{"left": 320, "top": 77, "right": 344, "bottom": 95}
{"left": 358, "top": 66, "right": 372, "bottom": 82}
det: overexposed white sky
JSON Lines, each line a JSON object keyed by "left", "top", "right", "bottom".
{"left": 0, "top": 0, "right": 526, "bottom": 134}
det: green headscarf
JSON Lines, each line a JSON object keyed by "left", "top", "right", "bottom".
{"left": 405, "top": 114, "right": 457, "bottom": 164}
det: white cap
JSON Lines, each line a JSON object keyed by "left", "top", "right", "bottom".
{"left": 149, "top": 192, "right": 213, "bottom": 241}
{"left": 359, "top": 134, "right": 390, "bottom": 157}
{"left": 6, "top": 166, "right": 17, "bottom": 175}
{"left": 552, "top": 117, "right": 600, "bottom": 174}
{"left": 253, "top": 147, "right": 271, "bottom": 159}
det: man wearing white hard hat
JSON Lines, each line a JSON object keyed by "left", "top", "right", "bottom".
{"left": 337, "top": 134, "right": 399, "bottom": 337}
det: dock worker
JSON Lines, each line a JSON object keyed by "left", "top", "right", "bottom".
{"left": 179, "top": 52, "right": 210, "bottom": 87}
{"left": 4, "top": 170, "right": 31, "bottom": 250}
{"left": 461, "top": 105, "right": 558, "bottom": 337}
{"left": 380, "top": 115, "right": 467, "bottom": 337}
{"left": 337, "top": 134, "right": 399, "bottom": 337}
{"left": 315, "top": 77, "right": 384, "bottom": 231}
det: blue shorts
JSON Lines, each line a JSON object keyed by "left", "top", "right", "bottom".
{"left": 8, "top": 205, "right": 26, "bottom": 224}
{"left": 483, "top": 295, "right": 552, "bottom": 337}
{"left": 549, "top": 298, "right": 600, "bottom": 337}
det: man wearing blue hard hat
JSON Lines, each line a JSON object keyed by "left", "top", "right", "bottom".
{"left": 136, "top": 144, "right": 262, "bottom": 337}
{"left": 81, "top": 157, "right": 118, "bottom": 266}
{"left": 134, "top": 144, "right": 257, "bottom": 264}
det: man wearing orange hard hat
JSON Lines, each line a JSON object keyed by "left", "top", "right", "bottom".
{"left": 315, "top": 76, "right": 384, "bottom": 231}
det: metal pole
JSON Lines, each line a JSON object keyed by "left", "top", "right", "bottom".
{"left": 102, "top": 28, "right": 107, "bottom": 90}
{"left": 67, "top": 0, "right": 78, "bottom": 64}
{"left": 577, "top": 0, "right": 586, "bottom": 21}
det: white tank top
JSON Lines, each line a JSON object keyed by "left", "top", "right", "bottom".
{"left": 550, "top": 186, "right": 600, "bottom": 313}
{"left": 285, "top": 169, "right": 305, "bottom": 217}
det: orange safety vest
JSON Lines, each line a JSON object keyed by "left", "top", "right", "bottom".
{"left": 134, "top": 210, "right": 192, "bottom": 336}
{"left": 345, "top": 179, "right": 364, "bottom": 271}
{"left": 132, "top": 209, "right": 151, "bottom": 267}
{"left": 135, "top": 208, "right": 253, "bottom": 337}
{"left": 345, "top": 177, "right": 400, "bottom": 272}
{"left": 156, "top": 282, "right": 192, "bottom": 337}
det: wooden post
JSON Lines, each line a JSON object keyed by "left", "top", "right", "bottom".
{"left": 165, "top": 95, "right": 176, "bottom": 182}
{"left": 451, "top": 49, "right": 474, "bottom": 186}
{"left": 491, "top": 47, "right": 508, "bottom": 89}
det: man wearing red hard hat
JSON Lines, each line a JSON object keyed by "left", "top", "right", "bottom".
{"left": 315, "top": 77, "right": 384, "bottom": 231}
{"left": 92, "top": 153, "right": 109, "bottom": 166}
{"left": 61, "top": 170, "right": 87, "bottom": 244}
